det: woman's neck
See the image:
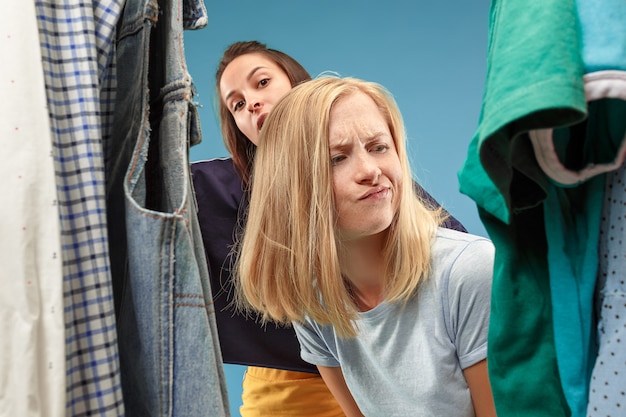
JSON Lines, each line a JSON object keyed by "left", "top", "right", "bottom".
{"left": 341, "top": 231, "right": 387, "bottom": 312}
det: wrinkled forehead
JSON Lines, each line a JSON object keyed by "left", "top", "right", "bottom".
{"left": 328, "top": 90, "right": 392, "bottom": 138}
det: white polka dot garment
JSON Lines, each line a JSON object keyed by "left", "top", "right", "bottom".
{"left": 588, "top": 161, "right": 626, "bottom": 416}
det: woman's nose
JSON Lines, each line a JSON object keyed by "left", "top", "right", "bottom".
{"left": 356, "top": 154, "right": 382, "bottom": 183}
{"left": 246, "top": 97, "right": 262, "bottom": 112}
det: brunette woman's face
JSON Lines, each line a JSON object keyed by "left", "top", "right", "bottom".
{"left": 220, "top": 53, "right": 293, "bottom": 145}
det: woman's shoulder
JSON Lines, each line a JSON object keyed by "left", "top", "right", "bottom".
{"left": 433, "top": 227, "right": 493, "bottom": 253}
{"left": 191, "top": 157, "right": 245, "bottom": 210}
{"left": 191, "top": 157, "right": 236, "bottom": 178}
{"left": 191, "top": 157, "right": 242, "bottom": 190}
{"left": 430, "top": 227, "right": 494, "bottom": 289}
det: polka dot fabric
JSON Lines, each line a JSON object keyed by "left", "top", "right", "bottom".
{"left": 588, "top": 162, "right": 626, "bottom": 416}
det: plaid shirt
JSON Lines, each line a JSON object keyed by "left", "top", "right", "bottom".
{"left": 36, "top": 0, "right": 125, "bottom": 415}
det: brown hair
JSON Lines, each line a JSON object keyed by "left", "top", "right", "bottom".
{"left": 215, "top": 41, "right": 311, "bottom": 185}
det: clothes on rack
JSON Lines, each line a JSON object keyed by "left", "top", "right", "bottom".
{"left": 588, "top": 161, "right": 626, "bottom": 416}
{"left": 0, "top": 0, "right": 231, "bottom": 415}
{"left": 35, "top": 0, "right": 126, "bottom": 414}
{"left": 106, "top": 0, "right": 230, "bottom": 415}
{"left": 0, "top": 2, "right": 64, "bottom": 416}
{"left": 531, "top": 72, "right": 626, "bottom": 417}
{"left": 458, "top": 1, "right": 626, "bottom": 416}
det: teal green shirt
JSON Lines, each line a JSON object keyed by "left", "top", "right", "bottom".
{"left": 458, "top": 0, "right": 586, "bottom": 416}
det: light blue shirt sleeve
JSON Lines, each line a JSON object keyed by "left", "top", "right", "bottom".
{"left": 293, "top": 319, "right": 340, "bottom": 368}
{"left": 445, "top": 237, "right": 494, "bottom": 369}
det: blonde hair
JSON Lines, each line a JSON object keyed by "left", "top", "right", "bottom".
{"left": 235, "top": 76, "right": 443, "bottom": 337}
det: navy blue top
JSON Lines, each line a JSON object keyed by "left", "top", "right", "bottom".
{"left": 191, "top": 158, "right": 467, "bottom": 373}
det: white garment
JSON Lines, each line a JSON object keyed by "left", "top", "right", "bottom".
{"left": 587, "top": 162, "right": 626, "bottom": 416}
{"left": 0, "top": 2, "right": 65, "bottom": 416}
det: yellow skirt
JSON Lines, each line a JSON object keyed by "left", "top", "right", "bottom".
{"left": 240, "top": 366, "right": 345, "bottom": 417}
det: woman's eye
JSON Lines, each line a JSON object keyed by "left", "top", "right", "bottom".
{"left": 371, "top": 144, "right": 389, "bottom": 153}
{"left": 233, "top": 100, "right": 245, "bottom": 111}
{"left": 330, "top": 155, "right": 346, "bottom": 166}
{"left": 258, "top": 78, "right": 269, "bottom": 87}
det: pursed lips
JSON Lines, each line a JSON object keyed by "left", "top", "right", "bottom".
{"left": 257, "top": 113, "right": 268, "bottom": 130}
{"left": 359, "top": 185, "right": 390, "bottom": 200}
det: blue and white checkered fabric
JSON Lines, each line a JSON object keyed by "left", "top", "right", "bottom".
{"left": 35, "top": 0, "right": 125, "bottom": 415}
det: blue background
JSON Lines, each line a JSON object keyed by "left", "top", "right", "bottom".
{"left": 184, "top": 1, "right": 490, "bottom": 414}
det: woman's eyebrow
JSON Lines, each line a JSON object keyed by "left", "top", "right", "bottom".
{"left": 224, "top": 66, "right": 269, "bottom": 103}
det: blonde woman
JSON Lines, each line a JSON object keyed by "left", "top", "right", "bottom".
{"left": 236, "top": 76, "right": 496, "bottom": 417}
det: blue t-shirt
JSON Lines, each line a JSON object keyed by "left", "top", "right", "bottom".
{"left": 294, "top": 228, "right": 493, "bottom": 416}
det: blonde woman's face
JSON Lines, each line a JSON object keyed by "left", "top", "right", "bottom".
{"left": 220, "top": 53, "right": 293, "bottom": 145}
{"left": 328, "top": 91, "right": 402, "bottom": 241}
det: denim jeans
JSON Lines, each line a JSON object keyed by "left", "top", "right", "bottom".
{"left": 107, "top": 0, "right": 230, "bottom": 415}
